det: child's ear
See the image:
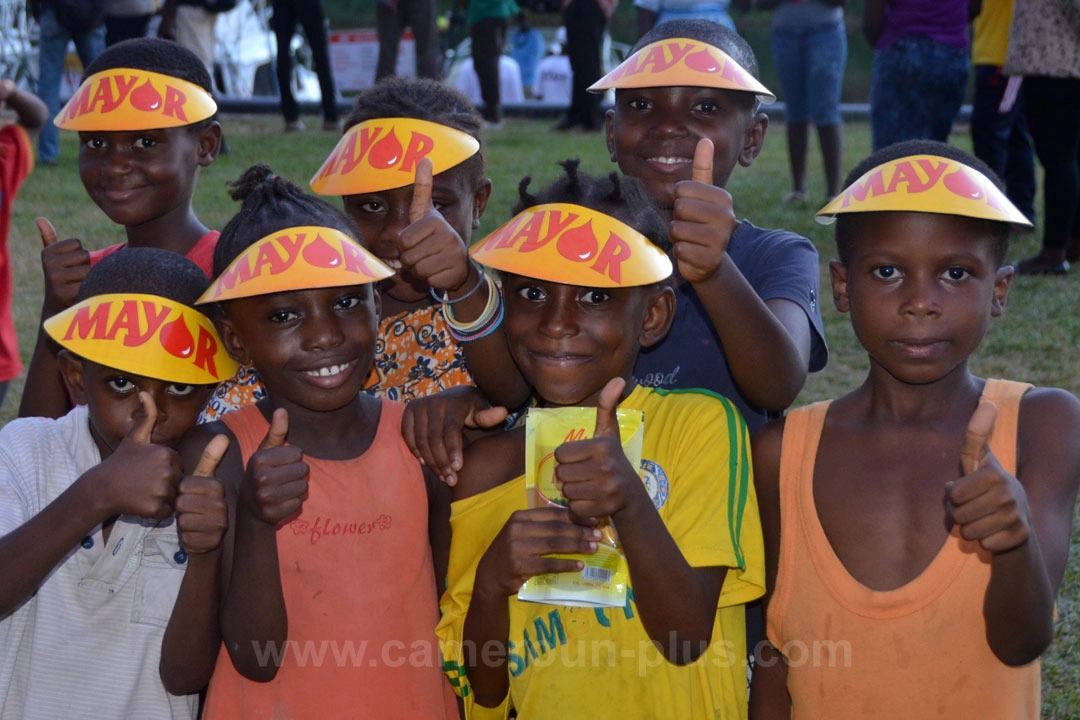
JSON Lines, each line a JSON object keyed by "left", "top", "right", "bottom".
{"left": 372, "top": 285, "right": 383, "bottom": 324}
{"left": 639, "top": 285, "right": 676, "bottom": 348}
{"left": 829, "top": 259, "right": 850, "bottom": 313}
{"left": 57, "top": 350, "right": 87, "bottom": 406}
{"left": 991, "top": 264, "right": 1013, "bottom": 317}
{"left": 738, "top": 111, "right": 768, "bottom": 168}
{"left": 214, "top": 314, "right": 252, "bottom": 366}
{"left": 196, "top": 121, "right": 223, "bottom": 167}
{"left": 604, "top": 109, "right": 617, "bottom": 162}
{"left": 472, "top": 177, "right": 493, "bottom": 230}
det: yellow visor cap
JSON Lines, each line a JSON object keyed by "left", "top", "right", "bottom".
{"left": 470, "top": 203, "right": 672, "bottom": 287}
{"left": 589, "top": 38, "right": 775, "bottom": 103}
{"left": 197, "top": 226, "right": 394, "bottom": 304}
{"left": 45, "top": 294, "right": 237, "bottom": 385}
{"left": 310, "top": 117, "right": 480, "bottom": 195}
{"left": 55, "top": 68, "right": 217, "bottom": 131}
{"left": 817, "top": 155, "right": 1033, "bottom": 226}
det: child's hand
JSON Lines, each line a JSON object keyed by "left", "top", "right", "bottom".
{"left": 946, "top": 401, "right": 1033, "bottom": 554}
{"left": 175, "top": 434, "right": 230, "bottom": 554}
{"left": 476, "top": 507, "right": 602, "bottom": 597}
{"left": 670, "top": 138, "right": 738, "bottom": 284}
{"left": 402, "top": 385, "right": 508, "bottom": 486}
{"left": 0, "top": 79, "right": 14, "bottom": 105}
{"left": 399, "top": 157, "right": 474, "bottom": 295}
{"left": 554, "top": 378, "right": 647, "bottom": 525}
{"left": 37, "top": 217, "right": 90, "bottom": 316}
{"left": 93, "top": 392, "right": 184, "bottom": 520}
{"left": 240, "top": 408, "right": 309, "bottom": 525}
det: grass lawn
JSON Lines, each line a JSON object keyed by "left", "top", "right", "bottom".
{"left": 7, "top": 115, "right": 1080, "bottom": 716}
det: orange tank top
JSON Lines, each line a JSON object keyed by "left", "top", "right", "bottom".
{"left": 202, "top": 401, "right": 458, "bottom": 720}
{"left": 767, "top": 379, "right": 1041, "bottom": 719}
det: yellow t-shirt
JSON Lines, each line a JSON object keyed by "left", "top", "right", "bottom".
{"left": 972, "top": 0, "right": 1015, "bottom": 67}
{"left": 437, "top": 385, "right": 765, "bottom": 719}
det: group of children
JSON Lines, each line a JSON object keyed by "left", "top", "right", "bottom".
{"left": 0, "top": 16, "right": 1076, "bottom": 720}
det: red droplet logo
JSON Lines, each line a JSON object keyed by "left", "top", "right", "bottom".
{"left": 159, "top": 316, "right": 195, "bottom": 359}
{"left": 685, "top": 48, "right": 720, "bottom": 74}
{"left": 129, "top": 80, "right": 163, "bottom": 112}
{"left": 302, "top": 236, "right": 343, "bottom": 268}
{"left": 557, "top": 220, "right": 599, "bottom": 263}
{"left": 942, "top": 168, "right": 983, "bottom": 200}
{"left": 369, "top": 129, "right": 403, "bottom": 169}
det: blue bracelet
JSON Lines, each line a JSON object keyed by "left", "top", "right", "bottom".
{"left": 429, "top": 264, "right": 486, "bottom": 305}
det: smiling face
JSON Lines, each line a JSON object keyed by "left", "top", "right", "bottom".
{"left": 78, "top": 123, "right": 219, "bottom": 231}
{"left": 502, "top": 274, "right": 675, "bottom": 407}
{"left": 59, "top": 353, "right": 213, "bottom": 456}
{"left": 341, "top": 160, "right": 490, "bottom": 304}
{"left": 605, "top": 85, "right": 765, "bottom": 209}
{"left": 216, "top": 284, "right": 381, "bottom": 415}
{"left": 830, "top": 211, "right": 1013, "bottom": 387}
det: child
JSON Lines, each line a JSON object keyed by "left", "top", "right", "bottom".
{"left": 749, "top": 141, "right": 1080, "bottom": 719}
{"left": 201, "top": 77, "right": 513, "bottom": 420}
{"left": 0, "top": 248, "right": 235, "bottom": 718}
{"left": 406, "top": 20, "right": 827, "bottom": 486}
{"left": 595, "top": 19, "right": 827, "bottom": 433}
{"left": 20, "top": 37, "right": 223, "bottom": 419}
{"left": 180, "top": 166, "right": 458, "bottom": 718}
{"left": 437, "top": 162, "right": 765, "bottom": 717}
{"left": 0, "top": 78, "right": 47, "bottom": 409}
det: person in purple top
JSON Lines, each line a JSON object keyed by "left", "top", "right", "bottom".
{"left": 863, "top": 0, "right": 978, "bottom": 151}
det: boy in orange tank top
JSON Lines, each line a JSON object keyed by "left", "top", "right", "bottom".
{"left": 749, "top": 140, "right": 1080, "bottom": 719}
{"left": 169, "top": 164, "right": 458, "bottom": 719}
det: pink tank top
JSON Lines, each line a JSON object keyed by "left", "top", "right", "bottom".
{"left": 202, "top": 401, "right": 458, "bottom": 720}
{"left": 767, "top": 379, "right": 1041, "bottom": 719}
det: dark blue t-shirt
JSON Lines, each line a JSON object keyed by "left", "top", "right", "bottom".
{"left": 633, "top": 220, "right": 828, "bottom": 433}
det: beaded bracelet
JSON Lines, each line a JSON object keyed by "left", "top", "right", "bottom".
{"left": 429, "top": 263, "right": 486, "bottom": 305}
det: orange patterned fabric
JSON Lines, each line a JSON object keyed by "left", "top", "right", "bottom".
{"left": 365, "top": 304, "right": 473, "bottom": 402}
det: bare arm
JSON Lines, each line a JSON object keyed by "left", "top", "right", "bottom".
{"left": 672, "top": 141, "right": 815, "bottom": 411}
{"left": 748, "top": 420, "right": 791, "bottom": 720}
{"left": 0, "top": 80, "right": 47, "bottom": 133}
{"left": 0, "top": 472, "right": 112, "bottom": 615}
{"left": 449, "top": 268, "right": 531, "bottom": 409}
{"left": 555, "top": 379, "right": 725, "bottom": 660}
{"left": 953, "top": 389, "right": 1080, "bottom": 665}
{"left": 219, "top": 409, "right": 308, "bottom": 681}
{"left": 426, "top": 465, "right": 452, "bottom": 593}
{"left": 160, "top": 428, "right": 230, "bottom": 695}
{"left": 398, "top": 159, "right": 531, "bottom": 410}
{"left": 0, "top": 396, "right": 183, "bottom": 615}
{"left": 693, "top": 270, "right": 813, "bottom": 411}
{"left": 19, "top": 220, "right": 90, "bottom": 419}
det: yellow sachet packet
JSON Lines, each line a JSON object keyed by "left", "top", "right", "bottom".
{"left": 518, "top": 405, "right": 644, "bottom": 608}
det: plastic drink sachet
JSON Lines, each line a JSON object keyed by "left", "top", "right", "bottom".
{"left": 518, "top": 405, "right": 644, "bottom": 608}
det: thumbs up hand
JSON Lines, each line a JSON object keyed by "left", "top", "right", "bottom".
{"left": 398, "top": 157, "right": 476, "bottom": 296}
{"left": 175, "top": 434, "right": 230, "bottom": 554}
{"left": 552, "top": 378, "right": 645, "bottom": 524}
{"left": 670, "top": 138, "right": 738, "bottom": 284}
{"left": 945, "top": 400, "right": 1032, "bottom": 554}
{"left": 240, "top": 409, "right": 309, "bottom": 525}
{"left": 37, "top": 217, "right": 90, "bottom": 316}
{"left": 95, "top": 392, "right": 184, "bottom": 520}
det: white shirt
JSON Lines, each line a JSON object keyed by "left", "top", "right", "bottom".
{"left": 0, "top": 406, "right": 197, "bottom": 720}
{"left": 534, "top": 54, "right": 573, "bottom": 105}
{"left": 454, "top": 55, "right": 525, "bottom": 106}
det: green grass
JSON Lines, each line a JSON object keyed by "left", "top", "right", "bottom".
{"left": 7, "top": 115, "right": 1079, "bottom": 716}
